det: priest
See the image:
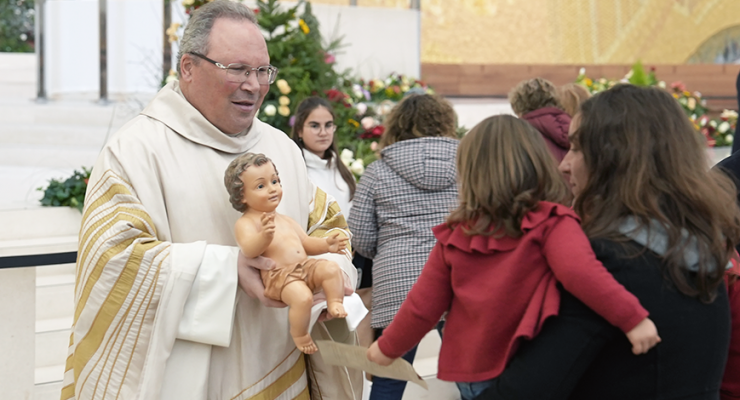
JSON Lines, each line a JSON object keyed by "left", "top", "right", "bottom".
{"left": 61, "top": 1, "right": 361, "bottom": 399}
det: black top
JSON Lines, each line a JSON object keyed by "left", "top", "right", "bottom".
{"left": 476, "top": 238, "right": 731, "bottom": 400}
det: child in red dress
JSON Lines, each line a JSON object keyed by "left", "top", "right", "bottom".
{"left": 366, "top": 115, "right": 661, "bottom": 400}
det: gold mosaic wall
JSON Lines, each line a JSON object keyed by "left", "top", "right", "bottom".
{"left": 308, "top": 0, "right": 740, "bottom": 64}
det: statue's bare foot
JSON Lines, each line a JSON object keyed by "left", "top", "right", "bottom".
{"left": 293, "top": 334, "right": 318, "bottom": 354}
{"left": 327, "top": 301, "right": 347, "bottom": 318}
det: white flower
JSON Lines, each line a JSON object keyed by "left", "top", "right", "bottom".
{"left": 352, "top": 84, "right": 364, "bottom": 99}
{"left": 658, "top": 81, "right": 666, "bottom": 89}
{"left": 721, "top": 109, "right": 738, "bottom": 120}
{"left": 340, "top": 149, "right": 354, "bottom": 166}
{"left": 710, "top": 120, "right": 718, "bottom": 128}
{"left": 355, "top": 102, "right": 367, "bottom": 117}
{"left": 719, "top": 121, "right": 731, "bottom": 134}
{"left": 263, "top": 104, "right": 276, "bottom": 117}
{"left": 727, "top": 134, "right": 734, "bottom": 144}
{"left": 578, "top": 67, "right": 586, "bottom": 76}
{"left": 350, "top": 159, "right": 365, "bottom": 176}
{"left": 360, "top": 116, "right": 376, "bottom": 130}
{"left": 687, "top": 97, "right": 696, "bottom": 110}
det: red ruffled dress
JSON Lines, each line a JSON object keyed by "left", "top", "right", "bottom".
{"left": 377, "top": 201, "right": 649, "bottom": 382}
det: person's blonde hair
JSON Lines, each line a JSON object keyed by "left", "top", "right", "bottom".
{"left": 508, "top": 77, "right": 562, "bottom": 117}
{"left": 447, "top": 114, "right": 571, "bottom": 238}
{"left": 557, "top": 83, "right": 591, "bottom": 117}
{"left": 379, "top": 94, "right": 457, "bottom": 149}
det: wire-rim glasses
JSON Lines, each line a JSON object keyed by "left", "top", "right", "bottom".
{"left": 189, "top": 52, "right": 278, "bottom": 85}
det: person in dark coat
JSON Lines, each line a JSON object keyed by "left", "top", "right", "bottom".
{"left": 509, "top": 77, "right": 571, "bottom": 163}
{"left": 477, "top": 84, "right": 740, "bottom": 400}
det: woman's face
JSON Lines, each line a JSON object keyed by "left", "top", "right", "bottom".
{"left": 299, "top": 106, "right": 335, "bottom": 158}
{"left": 559, "top": 114, "right": 588, "bottom": 199}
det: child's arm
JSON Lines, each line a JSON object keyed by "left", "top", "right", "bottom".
{"left": 543, "top": 216, "right": 661, "bottom": 354}
{"left": 368, "top": 242, "right": 453, "bottom": 364}
{"left": 234, "top": 213, "right": 276, "bottom": 258}
{"left": 287, "top": 217, "right": 348, "bottom": 255}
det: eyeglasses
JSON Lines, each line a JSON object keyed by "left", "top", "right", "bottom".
{"left": 189, "top": 52, "right": 279, "bottom": 85}
{"left": 304, "top": 122, "right": 337, "bottom": 134}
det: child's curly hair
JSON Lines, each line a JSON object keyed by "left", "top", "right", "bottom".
{"left": 508, "top": 78, "right": 563, "bottom": 117}
{"left": 379, "top": 94, "right": 457, "bottom": 149}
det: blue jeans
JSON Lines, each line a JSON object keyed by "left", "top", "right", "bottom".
{"left": 456, "top": 379, "right": 494, "bottom": 400}
{"left": 369, "top": 328, "right": 418, "bottom": 400}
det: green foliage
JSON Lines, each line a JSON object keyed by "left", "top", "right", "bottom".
{"left": 256, "top": 0, "right": 341, "bottom": 134}
{"left": 37, "top": 168, "right": 92, "bottom": 212}
{"left": 0, "top": 0, "right": 35, "bottom": 52}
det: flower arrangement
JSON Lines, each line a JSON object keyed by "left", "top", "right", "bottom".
{"left": 576, "top": 62, "right": 737, "bottom": 147}
{"left": 37, "top": 168, "right": 92, "bottom": 212}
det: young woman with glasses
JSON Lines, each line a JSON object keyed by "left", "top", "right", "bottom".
{"left": 291, "top": 96, "right": 355, "bottom": 215}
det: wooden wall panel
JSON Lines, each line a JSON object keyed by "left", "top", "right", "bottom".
{"left": 422, "top": 64, "right": 740, "bottom": 112}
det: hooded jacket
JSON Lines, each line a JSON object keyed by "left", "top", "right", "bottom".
{"left": 348, "top": 136, "right": 459, "bottom": 328}
{"left": 522, "top": 107, "right": 572, "bottom": 163}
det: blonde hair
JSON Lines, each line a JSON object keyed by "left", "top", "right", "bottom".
{"left": 379, "top": 94, "right": 457, "bottom": 149}
{"left": 448, "top": 114, "right": 571, "bottom": 237}
{"left": 508, "top": 77, "right": 562, "bottom": 117}
{"left": 557, "top": 83, "right": 591, "bottom": 117}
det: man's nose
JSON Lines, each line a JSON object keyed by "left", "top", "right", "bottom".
{"left": 239, "top": 73, "right": 260, "bottom": 92}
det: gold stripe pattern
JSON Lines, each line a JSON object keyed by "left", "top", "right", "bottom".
{"left": 64, "top": 169, "right": 168, "bottom": 399}
{"left": 244, "top": 354, "right": 306, "bottom": 400}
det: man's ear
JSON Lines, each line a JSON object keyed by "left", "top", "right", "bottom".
{"left": 179, "top": 54, "right": 195, "bottom": 82}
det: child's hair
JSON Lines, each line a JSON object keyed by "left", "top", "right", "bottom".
{"left": 224, "top": 152, "right": 276, "bottom": 213}
{"left": 508, "top": 78, "right": 562, "bottom": 117}
{"left": 448, "top": 114, "right": 570, "bottom": 238}
{"left": 557, "top": 83, "right": 591, "bottom": 117}
{"left": 290, "top": 96, "right": 356, "bottom": 199}
{"left": 379, "top": 94, "right": 457, "bottom": 149}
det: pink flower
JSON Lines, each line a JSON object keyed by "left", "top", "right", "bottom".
{"left": 324, "top": 53, "right": 335, "bottom": 64}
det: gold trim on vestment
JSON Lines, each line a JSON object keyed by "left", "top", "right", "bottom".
{"left": 231, "top": 349, "right": 306, "bottom": 400}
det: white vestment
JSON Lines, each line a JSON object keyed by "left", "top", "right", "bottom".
{"left": 62, "top": 81, "right": 362, "bottom": 400}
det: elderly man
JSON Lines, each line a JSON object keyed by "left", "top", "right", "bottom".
{"left": 61, "top": 1, "right": 361, "bottom": 399}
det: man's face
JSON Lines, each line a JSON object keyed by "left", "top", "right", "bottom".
{"left": 239, "top": 162, "right": 282, "bottom": 213}
{"left": 180, "top": 18, "right": 270, "bottom": 135}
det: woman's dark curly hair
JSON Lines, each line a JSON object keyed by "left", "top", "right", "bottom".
{"left": 379, "top": 94, "right": 458, "bottom": 149}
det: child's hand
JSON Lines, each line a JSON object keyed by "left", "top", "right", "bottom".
{"left": 260, "top": 212, "right": 276, "bottom": 239}
{"left": 367, "top": 341, "right": 395, "bottom": 366}
{"left": 326, "top": 232, "right": 349, "bottom": 253}
{"left": 625, "top": 317, "right": 661, "bottom": 355}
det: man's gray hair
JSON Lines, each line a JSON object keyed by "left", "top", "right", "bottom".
{"left": 176, "top": 0, "right": 258, "bottom": 75}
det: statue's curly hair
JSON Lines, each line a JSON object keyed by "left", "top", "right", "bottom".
{"left": 224, "top": 152, "right": 276, "bottom": 212}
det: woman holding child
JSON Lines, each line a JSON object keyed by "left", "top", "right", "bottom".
{"left": 475, "top": 84, "right": 740, "bottom": 399}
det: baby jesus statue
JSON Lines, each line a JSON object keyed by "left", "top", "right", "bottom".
{"left": 224, "top": 152, "right": 349, "bottom": 354}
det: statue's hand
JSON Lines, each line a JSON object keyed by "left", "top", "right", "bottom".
{"left": 237, "top": 252, "right": 286, "bottom": 308}
{"left": 326, "top": 232, "right": 349, "bottom": 253}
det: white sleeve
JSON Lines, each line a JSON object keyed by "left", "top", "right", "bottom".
{"left": 173, "top": 243, "right": 239, "bottom": 346}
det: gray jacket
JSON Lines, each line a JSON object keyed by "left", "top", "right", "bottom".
{"left": 348, "top": 137, "right": 459, "bottom": 328}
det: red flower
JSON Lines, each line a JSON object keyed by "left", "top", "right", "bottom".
{"left": 253, "top": 8, "right": 260, "bottom": 14}
{"left": 84, "top": 179, "right": 89, "bottom": 185}
{"left": 325, "top": 89, "right": 351, "bottom": 107}
{"left": 361, "top": 125, "right": 385, "bottom": 139}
